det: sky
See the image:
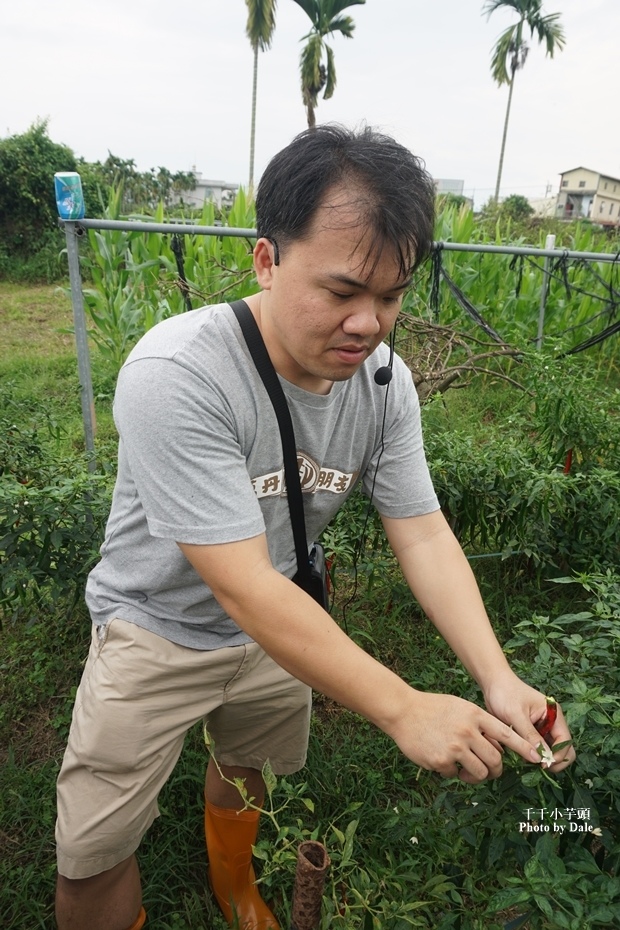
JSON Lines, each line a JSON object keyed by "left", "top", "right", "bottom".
{"left": 3, "top": 0, "right": 619, "bottom": 210}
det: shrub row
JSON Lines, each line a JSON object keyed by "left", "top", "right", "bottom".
{"left": 2, "top": 426, "right": 618, "bottom": 622}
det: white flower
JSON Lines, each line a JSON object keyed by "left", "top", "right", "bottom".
{"left": 471, "top": 802, "right": 479, "bottom": 807}
{"left": 591, "top": 827, "right": 603, "bottom": 837}
{"left": 539, "top": 744, "right": 556, "bottom": 768}
{"left": 410, "top": 836, "right": 418, "bottom": 845}
{"left": 392, "top": 806, "right": 399, "bottom": 814}
{"left": 584, "top": 778, "right": 594, "bottom": 788}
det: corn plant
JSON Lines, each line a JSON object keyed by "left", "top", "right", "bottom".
{"left": 79, "top": 187, "right": 257, "bottom": 369}
{"left": 407, "top": 205, "right": 620, "bottom": 372}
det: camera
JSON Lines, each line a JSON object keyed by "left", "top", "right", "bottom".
{"left": 293, "top": 542, "right": 330, "bottom": 611}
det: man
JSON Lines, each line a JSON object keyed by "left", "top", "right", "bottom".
{"left": 55, "top": 125, "right": 574, "bottom": 930}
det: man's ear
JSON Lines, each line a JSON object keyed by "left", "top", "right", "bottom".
{"left": 254, "top": 238, "right": 277, "bottom": 289}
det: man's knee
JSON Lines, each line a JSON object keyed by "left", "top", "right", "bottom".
{"left": 55, "top": 855, "right": 142, "bottom": 930}
{"left": 57, "top": 855, "right": 136, "bottom": 896}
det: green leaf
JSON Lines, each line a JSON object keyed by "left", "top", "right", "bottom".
{"left": 252, "top": 845, "right": 270, "bottom": 860}
{"left": 521, "top": 771, "right": 542, "bottom": 787}
{"left": 566, "top": 846, "right": 603, "bottom": 875}
{"left": 550, "top": 739, "right": 573, "bottom": 752}
{"left": 342, "top": 818, "right": 358, "bottom": 863}
{"left": 488, "top": 887, "right": 531, "bottom": 911}
{"left": 487, "top": 835, "right": 509, "bottom": 867}
{"left": 538, "top": 641, "right": 552, "bottom": 662}
{"left": 533, "top": 894, "right": 554, "bottom": 919}
{"left": 261, "top": 759, "right": 277, "bottom": 799}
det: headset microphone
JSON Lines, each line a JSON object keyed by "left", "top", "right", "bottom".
{"left": 374, "top": 327, "right": 395, "bottom": 386}
{"left": 373, "top": 365, "right": 392, "bottom": 386}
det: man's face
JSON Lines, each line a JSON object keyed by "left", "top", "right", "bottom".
{"left": 254, "top": 186, "right": 412, "bottom": 394}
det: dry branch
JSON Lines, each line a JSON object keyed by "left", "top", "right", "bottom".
{"left": 397, "top": 314, "right": 527, "bottom": 402}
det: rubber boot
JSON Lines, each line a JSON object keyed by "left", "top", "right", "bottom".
{"left": 126, "top": 907, "right": 146, "bottom": 930}
{"left": 205, "top": 800, "right": 280, "bottom": 930}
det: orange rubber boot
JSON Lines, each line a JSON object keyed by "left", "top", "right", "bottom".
{"left": 205, "top": 800, "right": 279, "bottom": 930}
{"left": 126, "top": 907, "right": 146, "bottom": 930}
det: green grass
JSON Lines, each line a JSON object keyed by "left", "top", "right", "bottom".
{"left": 0, "top": 282, "right": 73, "bottom": 356}
{"left": 1, "top": 284, "right": 619, "bottom": 929}
{"left": 0, "top": 281, "right": 119, "bottom": 450}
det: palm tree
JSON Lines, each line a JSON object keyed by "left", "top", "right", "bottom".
{"left": 484, "top": 0, "right": 565, "bottom": 202}
{"left": 245, "top": 0, "right": 277, "bottom": 192}
{"left": 292, "top": 0, "right": 365, "bottom": 129}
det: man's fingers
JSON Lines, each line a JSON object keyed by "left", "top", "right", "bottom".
{"left": 433, "top": 731, "right": 504, "bottom": 783}
{"left": 485, "top": 716, "right": 542, "bottom": 764}
{"left": 548, "top": 717, "right": 577, "bottom": 770}
{"left": 483, "top": 735, "right": 504, "bottom": 753}
{"left": 510, "top": 703, "right": 575, "bottom": 767}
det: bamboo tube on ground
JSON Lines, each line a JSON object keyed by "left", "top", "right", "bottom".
{"left": 290, "top": 840, "right": 330, "bottom": 930}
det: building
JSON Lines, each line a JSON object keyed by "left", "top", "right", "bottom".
{"left": 172, "top": 170, "right": 239, "bottom": 210}
{"left": 529, "top": 196, "right": 557, "bottom": 218}
{"left": 556, "top": 167, "right": 620, "bottom": 226}
{"left": 434, "top": 178, "right": 474, "bottom": 209}
{"left": 435, "top": 178, "right": 465, "bottom": 197}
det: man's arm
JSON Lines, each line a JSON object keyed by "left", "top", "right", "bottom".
{"left": 381, "top": 508, "right": 575, "bottom": 771}
{"left": 179, "top": 534, "right": 551, "bottom": 783}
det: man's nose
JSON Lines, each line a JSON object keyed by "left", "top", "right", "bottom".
{"left": 342, "top": 299, "right": 382, "bottom": 337}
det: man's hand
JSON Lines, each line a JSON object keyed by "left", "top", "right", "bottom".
{"left": 388, "top": 690, "right": 544, "bottom": 784}
{"left": 483, "top": 674, "right": 576, "bottom": 772}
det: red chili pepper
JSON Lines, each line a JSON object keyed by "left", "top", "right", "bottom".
{"left": 535, "top": 696, "right": 557, "bottom": 746}
{"left": 563, "top": 449, "right": 573, "bottom": 475}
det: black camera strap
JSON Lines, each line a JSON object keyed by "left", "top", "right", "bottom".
{"left": 229, "top": 299, "right": 313, "bottom": 593}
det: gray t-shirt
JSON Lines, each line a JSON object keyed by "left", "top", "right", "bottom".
{"left": 85, "top": 302, "right": 440, "bottom": 649}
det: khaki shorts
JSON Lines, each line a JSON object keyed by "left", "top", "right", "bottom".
{"left": 56, "top": 618, "right": 311, "bottom": 879}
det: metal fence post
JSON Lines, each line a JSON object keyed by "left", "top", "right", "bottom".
{"left": 63, "top": 221, "right": 97, "bottom": 471}
{"left": 536, "top": 233, "right": 556, "bottom": 349}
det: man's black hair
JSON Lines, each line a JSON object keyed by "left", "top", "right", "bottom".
{"left": 255, "top": 124, "right": 436, "bottom": 277}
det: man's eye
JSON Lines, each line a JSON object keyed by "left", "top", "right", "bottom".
{"left": 330, "top": 291, "right": 354, "bottom": 300}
